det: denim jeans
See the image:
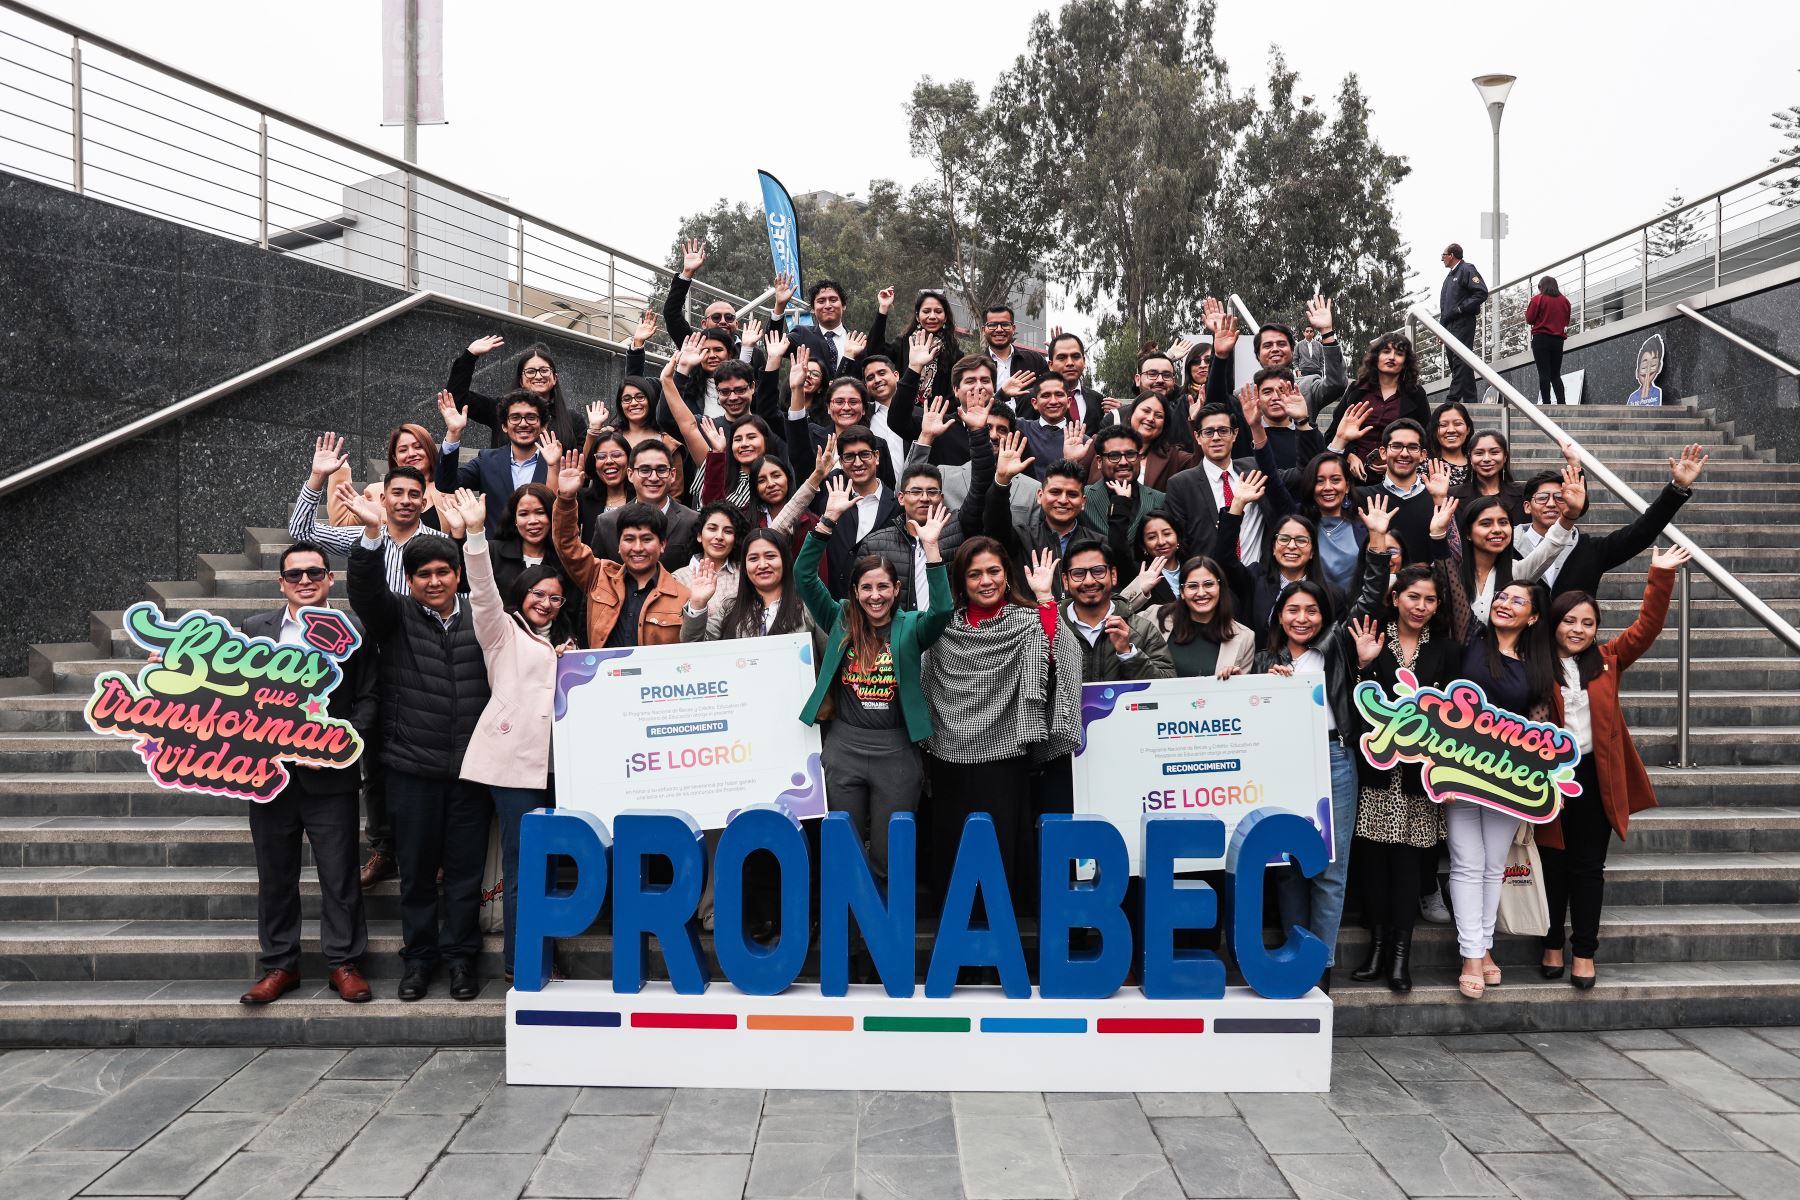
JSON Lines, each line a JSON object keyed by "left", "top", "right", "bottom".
{"left": 1277, "top": 740, "right": 1359, "bottom": 967}
{"left": 490, "top": 786, "right": 550, "bottom": 974}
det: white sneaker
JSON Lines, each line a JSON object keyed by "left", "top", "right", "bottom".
{"left": 1420, "top": 887, "right": 1452, "bottom": 924}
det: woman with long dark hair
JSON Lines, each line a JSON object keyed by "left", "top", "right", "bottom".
{"left": 1323, "top": 333, "right": 1430, "bottom": 464}
{"left": 1154, "top": 556, "right": 1255, "bottom": 678}
{"left": 681, "top": 527, "right": 820, "bottom": 643}
{"left": 327, "top": 421, "right": 448, "bottom": 531}
{"left": 1117, "top": 512, "right": 1187, "bottom": 611}
{"left": 450, "top": 336, "right": 583, "bottom": 447}
{"left": 1539, "top": 546, "right": 1689, "bottom": 989}
{"left": 1294, "top": 451, "right": 1365, "bottom": 596}
{"left": 577, "top": 428, "right": 634, "bottom": 532}
{"left": 673, "top": 500, "right": 746, "bottom": 611}
{"left": 1451, "top": 430, "right": 1527, "bottom": 529}
{"left": 1451, "top": 492, "right": 1572, "bottom": 628}
{"left": 490, "top": 483, "right": 566, "bottom": 608}
{"left": 1123, "top": 393, "right": 1198, "bottom": 489}
{"left": 1525, "top": 275, "right": 1572, "bottom": 404}
{"left": 1213, "top": 471, "right": 1353, "bottom": 644}
{"left": 1427, "top": 400, "right": 1474, "bottom": 488}
{"left": 872, "top": 289, "right": 963, "bottom": 407}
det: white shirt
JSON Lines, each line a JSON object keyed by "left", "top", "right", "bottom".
{"left": 1515, "top": 522, "right": 1579, "bottom": 587}
{"left": 869, "top": 406, "right": 907, "bottom": 475}
{"left": 852, "top": 486, "right": 886, "bottom": 543}
{"left": 1292, "top": 648, "right": 1334, "bottom": 729}
{"left": 991, "top": 346, "right": 1016, "bottom": 389}
{"left": 276, "top": 609, "right": 307, "bottom": 647}
{"left": 1559, "top": 658, "right": 1593, "bottom": 753}
{"left": 820, "top": 326, "right": 846, "bottom": 365}
{"left": 1204, "top": 458, "right": 1263, "bottom": 566}
{"left": 911, "top": 538, "right": 930, "bottom": 612}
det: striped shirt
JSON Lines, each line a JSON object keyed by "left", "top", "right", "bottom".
{"left": 288, "top": 484, "right": 448, "bottom": 596}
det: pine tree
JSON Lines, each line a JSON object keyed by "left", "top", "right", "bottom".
{"left": 1772, "top": 91, "right": 1800, "bottom": 208}
{"left": 1649, "top": 193, "right": 1701, "bottom": 259}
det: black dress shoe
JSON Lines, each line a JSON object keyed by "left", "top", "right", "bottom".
{"left": 1571, "top": 961, "right": 1597, "bottom": 990}
{"left": 1386, "top": 930, "right": 1413, "bottom": 994}
{"left": 448, "top": 959, "right": 480, "bottom": 1001}
{"left": 398, "top": 963, "right": 433, "bottom": 1002}
{"left": 1350, "top": 927, "right": 1390, "bottom": 983}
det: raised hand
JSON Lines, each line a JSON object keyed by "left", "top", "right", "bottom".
{"left": 918, "top": 394, "right": 954, "bottom": 442}
{"left": 1348, "top": 615, "right": 1383, "bottom": 668}
{"left": 1423, "top": 458, "right": 1451, "bottom": 500}
{"left": 1104, "top": 613, "right": 1135, "bottom": 655}
{"left": 1429, "top": 496, "right": 1460, "bottom": 539}
{"left": 1360, "top": 492, "right": 1395, "bottom": 535}
{"left": 788, "top": 344, "right": 812, "bottom": 394}
{"left": 959, "top": 389, "right": 994, "bottom": 431}
{"left": 740, "top": 317, "right": 764, "bottom": 347}
{"left": 1107, "top": 478, "right": 1134, "bottom": 501}
{"left": 309, "top": 432, "right": 348, "bottom": 483}
{"left": 1131, "top": 554, "right": 1169, "bottom": 596}
{"left": 1062, "top": 420, "right": 1093, "bottom": 464}
{"left": 1024, "top": 547, "right": 1060, "bottom": 602}
{"left": 914, "top": 501, "right": 950, "bottom": 549}
{"left": 468, "top": 334, "right": 504, "bottom": 356}
{"left": 436, "top": 389, "right": 468, "bottom": 441}
{"left": 585, "top": 398, "right": 610, "bottom": 429}
{"left": 686, "top": 558, "right": 719, "bottom": 609}
{"left": 1201, "top": 296, "right": 1225, "bottom": 334}
{"left": 451, "top": 486, "right": 487, "bottom": 532}
{"left": 843, "top": 330, "right": 868, "bottom": 360}
{"left": 1346, "top": 452, "right": 1368, "bottom": 482}
{"left": 536, "top": 432, "right": 563, "bottom": 467}
{"left": 994, "top": 431, "right": 1037, "bottom": 485}
{"left": 812, "top": 433, "right": 839, "bottom": 483}
{"left": 762, "top": 329, "right": 790, "bottom": 367}
{"left": 680, "top": 237, "right": 707, "bottom": 277}
{"left": 908, "top": 331, "right": 940, "bottom": 373}
{"left": 1236, "top": 381, "right": 1261, "bottom": 433}
{"left": 822, "top": 475, "right": 856, "bottom": 522}
{"left": 676, "top": 331, "right": 706, "bottom": 373}
{"left": 1282, "top": 380, "right": 1308, "bottom": 423}
{"left": 773, "top": 271, "right": 795, "bottom": 310}
{"left": 698, "top": 416, "right": 725, "bottom": 453}
{"left": 877, "top": 285, "right": 895, "bottom": 315}
{"left": 1167, "top": 335, "right": 1197, "bottom": 363}
{"left": 1232, "top": 468, "right": 1267, "bottom": 512}
{"left": 333, "top": 480, "right": 385, "bottom": 532}
{"left": 1211, "top": 312, "right": 1239, "bottom": 359}
{"left": 555, "top": 449, "right": 585, "bottom": 499}
{"left": 1000, "top": 369, "right": 1038, "bottom": 398}
{"left": 1334, "top": 399, "right": 1373, "bottom": 447}
{"left": 1560, "top": 461, "right": 1588, "bottom": 522}
{"left": 1650, "top": 543, "right": 1692, "bottom": 571}
{"left": 1305, "top": 294, "right": 1334, "bottom": 335}
{"left": 631, "top": 310, "right": 656, "bottom": 348}
{"left": 438, "top": 499, "right": 466, "bottom": 539}
{"left": 1670, "top": 442, "right": 1708, "bottom": 488}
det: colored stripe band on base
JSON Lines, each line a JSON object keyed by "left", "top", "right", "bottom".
{"left": 1094, "top": 1018, "right": 1207, "bottom": 1034}
{"left": 1212, "top": 1018, "right": 1321, "bottom": 1034}
{"left": 514, "top": 1010, "right": 622, "bottom": 1028}
{"left": 746, "top": 1014, "right": 855, "bottom": 1032}
{"left": 979, "top": 1017, "right": 1088, "bottom": 1034}
{"left": 631, "top": 1012, "right": 738, "bottom": 1030}
{"left": 863, "top": 1016, "right": 971, "bottom": 1033}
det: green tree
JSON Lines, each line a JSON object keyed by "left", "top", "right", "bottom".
{"left": 1770, "top": 76, "right": 1800, "bottom": 208}
{"left": 1649, "top": 193, "right": 1701, "bottom": 259}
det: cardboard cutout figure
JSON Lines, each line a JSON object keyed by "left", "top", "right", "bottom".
{"left": 1626, "top": 334, "right": 1666, "bottom": 406}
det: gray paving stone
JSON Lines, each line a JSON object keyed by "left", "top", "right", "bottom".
{"left": 243, "top": 1093, "right": 383, "bottom": 1158}
{"left": 0, "top": 1149, "right": 127, "bottom": 1200}
{"left": 322, "top": 1048, "right": 432, "bottom": 1081}
{"left": 0, "top": 1050, "right": 81, "bottom": 1083}
{"left": 381, "top": 1049, "right": 505, "bottom": 1116}
{"left": 569, "top": 1086, "right": 672, "bottom": 1115}
{"left": 447, "top": 1084, "right": 576, "bottom": 1155}
{"left": 412, "top": 1152, "right": 539, "bottom": 1200}
{"left": 630, "top": 1153, "right": 754, "bottom": 1199}
{"left": 1321, "top": 1050, "right": 1426, "bottom": 1115}
{"left": 1, "top": 1049, "right": 175, "bottom": 1112}
{"left": 1231, "top": 1094, "right": 1360, "bottom": 1155}
{"left": 745, "top": 1141, "right": 853, "bottom": 1198}
{"left": 1627, "top": 1049, "right": 1797, "bottom": 1113}
{"left": 955, "top": 1115, "right": 1073, "bottom": 1199}
{"left": 1458, "top": 1053, "right": 1608, "bottom": 1114}
{"left": 86, "top": 1111, "right": 269, "bottom": 1196}
{"left": 1477, "top": 1152, "right": 1626, "bottom": 1200}
{"left": 1675, "top": 1027, "right": 1800, "bottom": 1079}
{"left": 1045, "top": 1094, "right": 1160, "bottom": 1156}
{"left": 1062, "top": 1155, "right": 1185, "bottom": 1200}
{"left": 0, "top": 1114, "right": 76, "bottom": 1169}
{"left": 187, "top": 1151, "right": 329, "bottom": 1200}
{"left": 193, "top": 1050, "right": 344, "bottom": 1114}
{"left": 1751, "top": 1027, "right": 1800, "bottom": 1050}
{"left": 1516, "top": 1032, "right": 1654, "bottom": 1079}
{"left": 757, "top": 1112, "right": 858, "bottom": 1144}
{"left": 765, "top": 1089, "right": 860, "bottom": 1114}
{"left": 1598, "top": 1028, "right": 1686, "bottom": 1051}
{"left": 148, "top": 1048, "right": 262, "bottom": 1079}
{"left": 1274, "top": 1152, "right": 1404, "bottom": 1200}
{"left": 653, "top": 1087, "right": 764, "bottom": 1154}
{"left": 1727, "top": 1112, "right": 1800, "bottom": 1163}
{"left": 522, "top": 1114, "right": 658, "bottom": 1198}
{"left": 1771, "top": 1079, "right": 1800, "bottom": 1106}
{"left": 1134, "top": 1093, "right": 1235, "bottom": 1118}
{"left": 857, "top": 1155, "right": 966, "bottom": 1200}
{"left": 1585, "top": 1079, "right": 1764, "bottom": 1152}
{"left": 304, "top": 1113, "right": 461, "bottom": 1197}
{"left": 953, "top": 1092, "right": 1046, "bottom": 1117}
{"left": 1542, "top": 1111, "right": 1732, "bottom": 1196}
{"left": 1684, "top": 1149, "right": 1800, "bottom": 1196}
{"left": 41, "top": 1075, "right": 221, "bottom": 1150}
{"left": 1151, "top": 1117, "right": 1291, "bottom": 1199}
{"left": 1433, "top": 1034, "right": 1524, "bottom": 1052}
{"left": 1342, "top": 1113, "right": 1507, "bottom": 1196}
{"left": 859, "top": 1092, "right": 957, "bottom": 1156}
{"left": 306, "top": 1080, "right": 400, "bottom": 1099}
{"left": 1355, "top": 1037, "right": 1478, "bottom": 1083}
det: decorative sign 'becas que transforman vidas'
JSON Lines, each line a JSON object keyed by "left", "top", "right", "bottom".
{"left": 83, "top": 603, "right": 364, "bottom": 802}
{"left": 1353, "top": 669, "right": 1581, "bottom": 823}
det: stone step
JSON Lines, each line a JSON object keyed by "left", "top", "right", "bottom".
{"left": 1508, "top": 458, "right": 1799, "bottom": 476}
{"left": 1603, "top": 851, "right": 1800, "bottom": 905}
{"left": 1598, "top": 573, "right": 1800, "bottom": 600}
{"left": 1629, "top": 727, "right": 1800, "bottom": 768}
{"left": 1505, "top": 429, "right": 1744, "bottom": 447}
{"left": 1617, "top": 691, "right": 1800, "bottom": 730}
{"left": 0, "top": 733, "right": 165, "bottom": 774}
{"left": 0, "top": 773, "right": 247, "bottom": 818}
{"left": 1614, "top": 657, "right": 1800, "bottom": 691}
{"left": 0, "top": 816, "right": 265, "bottom": 868}
{"left": 0, "top": 866, "right": 400, "bottom": 922}
{"left": 1624, "top": 807, "right": 1800, "bottom": 853}
{"left": 1564, "top": 501, "right": 1800, "bottom": 525}
{"left": 1642, "top": 765, "right": 1800, "bottom": 807}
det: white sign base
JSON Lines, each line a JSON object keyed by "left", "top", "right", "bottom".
{"left": 507, "top": 981, "right": 1332, "bottom": 1092}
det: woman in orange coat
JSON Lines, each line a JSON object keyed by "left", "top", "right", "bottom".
{"left": 1539, "top": 544, "right": 1689, "bottom": 989}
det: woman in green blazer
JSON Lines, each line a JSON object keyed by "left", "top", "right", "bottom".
{"left": 797, "top": 477, "right": 953, "bottom": 885}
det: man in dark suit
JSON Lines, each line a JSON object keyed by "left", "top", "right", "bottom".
{"left": 239, "top": 542, "right": 378, "bottom": 1005}
{"left": 1164, "top": 403, "right": 1280, "bottom": 568}
{"left": 1439, "top": 243, "right": 1489, "bottom": 404}
{"left": 437, "top": 390, "right": 551, "bottom": 536}
{"left": 1519, "top": 444, "right": 1706, "bottom": 597}
{"left": 815, "top": 425, "right": 899, "bottom": 597}
{"left": 589, "top": 440, "right": 699, "bottom": 569}
{"left": 981, "top": 304, "right": 1049, "bottom": 393}
{"left": 784, "top": 280, "right": 857, "bottom": 379}
{"left": 1041, "top": 332, "right": 1106, "bottom": 428}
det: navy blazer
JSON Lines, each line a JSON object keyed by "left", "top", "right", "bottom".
{"left": 438, "top": 444, "right": 548, "bottom": 537}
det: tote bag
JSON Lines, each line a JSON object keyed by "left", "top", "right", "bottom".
{"left": 1496, "top": 821, "right": 1549, "bottom": 937}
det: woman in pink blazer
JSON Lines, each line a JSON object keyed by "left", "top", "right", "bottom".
{"left": 448, "top": 489, "right": 576, "bottom": 982}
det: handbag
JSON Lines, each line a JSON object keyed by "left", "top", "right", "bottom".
{"left": 478, "top": 814, "right": 505, "bottom": 934}
{"left": 1495, "top": 821, "right": 1549, "bottom": 937}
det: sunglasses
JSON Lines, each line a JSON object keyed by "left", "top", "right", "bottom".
{"left": 280, "top": 567, "right": 329, "bottom": 583}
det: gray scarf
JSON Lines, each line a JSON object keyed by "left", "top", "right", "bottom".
{"left": 923, "top": 605, "right": 1082, "bottom": 764}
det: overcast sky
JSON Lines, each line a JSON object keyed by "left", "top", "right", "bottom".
{"left": 21, "top": 0, "right": 1800, "bottom": 338}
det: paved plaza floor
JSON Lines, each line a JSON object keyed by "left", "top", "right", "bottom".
{"left": 5, "top": 1028, "right": 1800, "bottom": 1198}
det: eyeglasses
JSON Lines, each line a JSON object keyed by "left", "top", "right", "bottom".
{"left": 1100, "top": 449, "right": 1141, "bottom": 462}
{"left": 633, "top": 464, "right": 673, "bottom": 477}
{"left": 526, "top": 590, "right": 566, "bottom": 607}
{"left": 1197, "top": 427, "right": 1234, "bottom": 440}
{"left": 840, "top": 450, "right": 876, "bottom": 463}
{"left": 505, "top": 414, "right": 542, "bottom": 426}
{"left": 1138, "top": 369, "right": 1175, "bottom": 380}
{"left": 901, "top": 488, "right": 942, "bottom": 500}
{"left": 1386, "top": 443, "right": 1422, "bottom": 454}
{"left": 280, "top": 567, "right": 329, "bottom": 583}
{"left": 1063, "top": 565, "right": 1110, "bottom": 580}
{"left": 1274, "top": 533, "right": 1313, "bottom": 546}
{"left": 716, "top": 386, "right": 753, "bottom": 399}
{"left": 1531, "top": 492, "right": 1564, "bottom": 504}
{"left": 521, "top": 367, "right": 554, "bottom": 379}
{"left": 983, "top": 321, "right": 1014, "bottom": 329}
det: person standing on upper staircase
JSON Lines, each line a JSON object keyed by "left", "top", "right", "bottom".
{"left": 1438, "top": 243, "right": 1490, "bottom": 405}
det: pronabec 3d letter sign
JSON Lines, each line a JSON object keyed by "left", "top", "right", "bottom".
{"left": 506, "top": 807, "right": 1334, "bottom": 1093}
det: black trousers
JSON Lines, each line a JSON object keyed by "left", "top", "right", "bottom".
{"left": 1350, "top": 837, "right": 1420, "bottom": 933}
{"left": 386, "top": 769, "right": 492, "bottom": 965}
{"left": 361, "top": 723, "right": 392, "bottom": 855}
{"left": 1443, "top": 315, "right": 1480, "bottom": 403}
{"left": 1531, "top": 333, "right": 1567, "bottom": 404}
{"left": 248, "top": 781, "right": 366, "bottom": 973}
{"left": 1542, "top": 757, "right": 1610, "bottom": 958}
{"left": 929, "top": 755, "right": 1032, "bottom": 918}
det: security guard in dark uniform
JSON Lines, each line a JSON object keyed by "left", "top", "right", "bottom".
{"left": 1438, "top": 243, "right": 1489, "bottom": 404}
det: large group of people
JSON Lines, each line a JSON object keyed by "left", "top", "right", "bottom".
{"left": 240, "top": 245, "right": 1710, "bottom": 1006}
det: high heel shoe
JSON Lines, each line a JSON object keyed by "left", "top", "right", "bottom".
{"left": 1385, "top": 930, "right": 1413, "bottom": 994}
{"left": 1350, "top": 927, "right": 1390, "bottom": 983}
{"left": 1540, "top": 952, "right": 1565, "bottom": 980}
{"left": 1571, "top": 958, "right": 1597, "bottom": 990}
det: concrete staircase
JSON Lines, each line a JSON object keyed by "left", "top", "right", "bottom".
{"left": 1, "top": 405, "right": 1796, "bottom": 1044}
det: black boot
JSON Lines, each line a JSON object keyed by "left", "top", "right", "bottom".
{"left": 1386, "top": 929, "right": 1413, "bottom": 994}
{"left": 1350, "top": 927, "right": 1390, "bottom": 982}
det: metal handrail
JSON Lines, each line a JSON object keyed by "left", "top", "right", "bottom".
{"left": 1409, "top": 303, "right": 1800, "bottom": 767}
{"left": 1675, "top": 304, "right": 1800, "bottom": 378}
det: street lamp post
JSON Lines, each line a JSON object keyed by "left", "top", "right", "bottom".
{"left": 1473, "top": 73, "right": 1515, "bottom": 362}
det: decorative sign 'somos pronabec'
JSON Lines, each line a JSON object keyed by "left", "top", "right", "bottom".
{"left": 84, "top": 603, "right": 364, "bottom": 802}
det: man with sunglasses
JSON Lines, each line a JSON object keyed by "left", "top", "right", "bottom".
{"left": 236, "top": 542, "right": 377, "bottom": 1006}
{"left": 436, "top": 391, "right": 552, "bottom": 538}
{"left": 982, "top": 304, "right": 1048, "bottom": 392}
{"left": 587, "top": 440, "right": 699, "bottom": 570}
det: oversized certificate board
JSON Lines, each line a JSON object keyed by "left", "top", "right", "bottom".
{"left": 1073, "top": 674, "right": 1333, "bottom": 874}
{"left": 552, "top": 634, "right": 825, "bottom": 827}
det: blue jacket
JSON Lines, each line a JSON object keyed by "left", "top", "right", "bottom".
{"left": 1439, "top": 260, "right": 1489, "bottom": 323}
{"left": 438, "top": 443, "right": 548, "bottom": 537}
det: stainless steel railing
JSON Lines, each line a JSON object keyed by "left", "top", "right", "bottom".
{"left": 0, "top": 0, "right": 783, "bottom": 353}
{"left": 1409, "top": 304, "right": 1800, "bottom": 767}
{"left": 1675, "top": 304, "right": 1800, "bottom": 378}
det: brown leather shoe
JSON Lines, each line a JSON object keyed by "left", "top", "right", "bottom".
{"left": 328, "top": 964, "right": 373, "bottom": 1003}
{"left": 359, "top": 850, "right": 396, "bottom": 889}
{"left": 240, "top": 968, "right": 301, "bottom": 1005}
